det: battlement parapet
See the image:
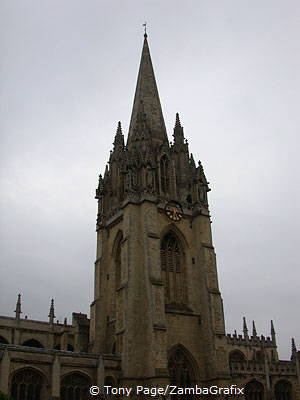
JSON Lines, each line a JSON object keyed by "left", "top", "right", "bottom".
{"left": 227, "top": 333, "right": 275, "bottom": 347}
{"left": 229, "top": 360, "right": 296, "bottom": 375}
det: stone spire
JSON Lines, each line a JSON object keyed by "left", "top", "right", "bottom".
{"left": 113, "top": 121, "right": 124, "bottom": 152}
{"left": 48, "top": 299, "right": 56, "bottom": 324}
{"left": 271, "top": 320, "right": 276, "bottom": 342}
{"left": 15, "top": 294, "right": 22, "bottom": 320}
{"left": 190, "top": 153, "right": 196, "bottom": 168}
{"left": 291, "top": 338, "right": 297, "bottom": 359}
{"left": 127, "top": 33, "right": 168, "bottom": 147}
{"left": 173, "top": 113, "right": 185, "bottom": 145}
{"left": 252, "top": 320, "right": 257, "bottom": 337}
{"left": 243, "top": 317, "right": 249, "bottom": 339}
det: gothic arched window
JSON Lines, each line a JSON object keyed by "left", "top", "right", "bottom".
{"left": 160, "top": 155, "right": 170, "bottom": 194}
{"left": 275, "top": 380, "right": 293, "bottom": 400}
{"left": 60, "top": 373, "right": 91, "bottom": 400}
{"left": 161, "top": 232, "right": 184, "bottom": 305}
{"left": 255, "top": 350, "right": 265, "bottom": 362}
{"left": 245, "top": 380, "right": 265, "bottom": 400}
{"left": 168, "top": 347, "right": 195, "bottom": 394}
{"left": 11, "top": 368, "right": 46, "bottom": 400}
{"left": 229, "top": 350, "right": 246, "bottom": 363}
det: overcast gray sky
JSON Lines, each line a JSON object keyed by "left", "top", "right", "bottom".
{"left": 1, "top": 0, "right": 299, "bottom": 359}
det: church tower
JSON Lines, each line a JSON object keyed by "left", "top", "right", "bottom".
{"left": 90, "top": 33, "right": 230, "bottom": 387}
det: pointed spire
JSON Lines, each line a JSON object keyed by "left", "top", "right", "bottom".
{"left": 15, "top": 294, "right": 22, "bottom": 320}
{"left": 113, "top": 121, "right": 124, "bottom": 151}
{"left": 48, "top": 299, "right": 55, "bottom": 324}
{"left": 190, "top": 153, "right": 196, "bottom": 168}
{"left": 291, "top": 338, "right": 297, "bottom": 359}
{"left": 271, "top": 320, "right": 276, "bottom": 342}
{"left": 104, "top": 164, "right": 109, "bottom": 179}
{"left": 252, "top": 320, "right": 257, "bottom": 337}
{"left": 173, "top": 113, "right": 185, "bottom": 145}
{"left": 243, "top": 317, "right": 249, "bottom": 339}
{"left": 175, "top": 112, "right": 181, "bottom": 128}
{"left": 127, "top": 34, "right": 168, "bottom": 147}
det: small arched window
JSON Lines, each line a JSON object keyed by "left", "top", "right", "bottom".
{"left": 255, "top": 350, "right": 265, "bottom": 362}
{"left": 11, "top": 368, "right": 46, "bottom": 400}
{"left": 245, "top": 380, "right": 265, "bottom": 400}
{"left": 161, "top": 232, "right": 184, "bottom": 305}
{"left": 60, "top": 373, "right": 91, "bottom": 400}
{"left": 229, "top": 350, "right": 246, "bottom": 363}
{"left": 160, "top": 155, "right": 170, "bottom": 194}
{"left": 275, "top": 380, "right": 293, "bottom": 400}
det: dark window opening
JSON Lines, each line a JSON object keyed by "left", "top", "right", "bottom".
{"left": 22, "top": 339, "right": 44, "bottom": 348}
{"left": 60, "top": 373, "right": 91, "bottom": 400}
{"left": 11, "top": 369, "right": 44, "bottom": 400}
{"left": 161, "top": 232, "right": 184, "bottom": 305}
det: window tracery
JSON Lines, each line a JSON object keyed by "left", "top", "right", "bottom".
{"left": 245, "top": 380, "right": 265, "bottom": 400}
{"left": 160, "top": 155, "right": 170, "bottom": 194}
{"left": 11, "top": 369, "right": 45, "bottom": 400}
{"left": 229, "top": 350, "right": 246, "bottom": 362}
{"left": 60, "top": 373, "right": 91, "bottom": 400}
{"left": 275, "top": 380, "right": 292, "bottom": 400}
{"left": 168, "top": 347, "right": 195, "bottom": 398}
{"left": 161, "top": 232, "right": 184, "bottom": 304}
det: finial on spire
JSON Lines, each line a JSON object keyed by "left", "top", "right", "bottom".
{"left": 15, "top": 293, "right": 22, "bottom": 320}
{"left": 113, "top": 121, "right": 124, "bottom": 151}
{"left": 173, "top": 113, "right": 185, "bottom": 145}
{"left": 291, "top": 338, "right": 297, "bottom": 358}
{"left": 48, "top": 299, "right": 56, "bottom": 324}
{"left": 271, "top": 320, "right": 276, "bottom": 342}
{"left": 117, "top": 121, "right": 122, "bottom": 133}
{"left": 252, "top": 320, "right": 257, "bottom": 337}
{"left": 175, "top": 112, "right": 182, "bottom": 128}
{"left": 243, "top": 317, "right": 249, "bottom": 339}
{"left": 143, "top": 22, "right": 147, "bottom": 37}
{"left": 104, "top": 164, "right": 109, "bottom": 179}
{"left": 190, "top": 153, "right": 196, "bottom": 168}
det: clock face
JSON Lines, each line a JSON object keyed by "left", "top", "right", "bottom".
{"left": 165, "top": 201, "right": 183, "bottom": 222}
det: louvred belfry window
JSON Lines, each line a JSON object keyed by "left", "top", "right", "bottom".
{"left": 161, "top": 232, "right": 184, "bottom": 304}
{"left": 160, "top": 155, "right": 170, "bottom": 194}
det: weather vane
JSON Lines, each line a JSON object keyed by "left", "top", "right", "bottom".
{"left": 143, "top": 22, "right": 147, "bottom": 35}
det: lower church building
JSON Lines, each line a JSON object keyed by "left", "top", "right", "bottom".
{"left": 0, "top": 34, "right": 299, "bottom": 400}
